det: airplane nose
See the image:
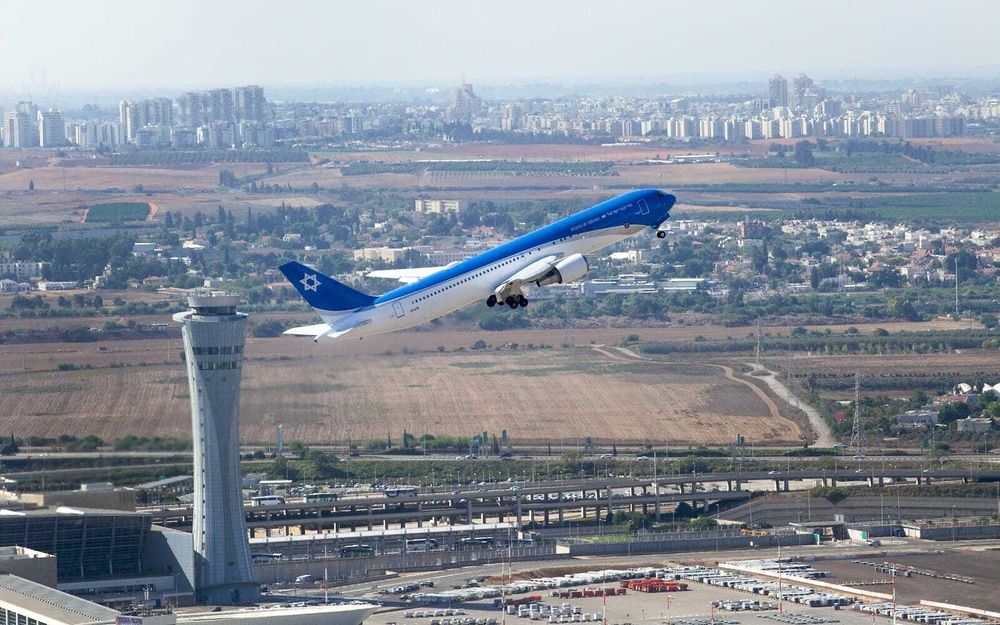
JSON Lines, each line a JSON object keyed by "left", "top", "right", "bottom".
{"left": 658, "top": 192, "right": 676, "bottom": 212}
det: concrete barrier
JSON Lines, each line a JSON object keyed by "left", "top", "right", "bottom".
{"left": 919, "top": 600, "right": 1000, "bottom": 620}
{"left": 556, "top": 531, "right": 813, "bottom": 556}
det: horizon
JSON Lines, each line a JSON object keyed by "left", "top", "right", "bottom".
{"left": 1, "top": 0, "right": 1000, "bottom": 106}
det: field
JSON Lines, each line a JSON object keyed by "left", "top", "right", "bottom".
{"left": 84, "top": 201, "right": 151, "bottom": 222}
{"left": 0, "top": 334, "right": 800, "bottom": 445}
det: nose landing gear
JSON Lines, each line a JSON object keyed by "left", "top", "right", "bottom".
{"left": 656, "top": 230, "right": 667, "bottom": 239}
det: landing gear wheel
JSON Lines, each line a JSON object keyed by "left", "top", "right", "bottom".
{"left": 505, "top": 295, "right": 517, "bottom": 308}
{"left": 486, "top": 295, "right": 497, "bottom": 308}
{"left": 656, "top": 230, "right": 667, "bottom": 239}
{"left": 517, "top": 295, "right": 529, "bottom": 307}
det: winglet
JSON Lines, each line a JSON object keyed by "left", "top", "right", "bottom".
{"left": 279, "top": 261, "right": 376, "bottom": 312}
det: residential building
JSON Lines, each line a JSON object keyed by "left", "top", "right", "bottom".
{"left": 232, "top": 85, "right": 266, "bottom": 121}
{"left": 449, "top": 82, "right": 482, "bottom": 124}
{"left": 2, "top": 107, "right": 39, "bottom": 148}
{"left": 769, "top": 74, "right": 788, "bottom": 108}
{"left": 414, "top": 199, "right": 464, "bottom": 214}
{"left": 896, "top": 408, "right": 939, "bottom": 427}
{"left": 0, "top": 261, "right": 44, "bottom": 279}
{"left": 37, "top": 109, "right": 66, "bottom": 147}
{"left": 956, "top": 418, "right": 992, "bottom": 433}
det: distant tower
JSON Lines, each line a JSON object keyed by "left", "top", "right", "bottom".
{"left": 174, "top": 292, "right": 258, "bottom": 604}
{"left": 768, "top": 74, "right": 789, "bottom": 109}
{"left": 276, "top": 424, "right": 285, "bottom": 458}
{"left": 850, "top": 371, "right": 864, "bottom": 457}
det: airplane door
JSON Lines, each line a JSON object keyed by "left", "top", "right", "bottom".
{"left": 392, "top": 302, "right": 405, "bottom": 318}
{"left": 637, "top": 199, "right": 650, "bottom": 215}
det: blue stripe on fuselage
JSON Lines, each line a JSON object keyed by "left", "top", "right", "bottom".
{"left": 372, "top": 189, "right": 674, "bottom": 305}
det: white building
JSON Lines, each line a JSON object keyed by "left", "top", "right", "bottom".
{"left": 37, "top": 110, "right": 66, "bottom": 147}
{"left": 2, "top": 110, "right": 39, "bottom": 148}
{"left": 37, "top": 281, "right": 77, "bottom": 291}
{"left": 0, "top": 261, "right": 44, "bottom": 279}
{"left": 414, "top": 199, "right": 464, "bottom": 214}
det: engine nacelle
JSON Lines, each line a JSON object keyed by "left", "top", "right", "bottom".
{"left": 535, "top": 253, "right": 589, "bottom": 287}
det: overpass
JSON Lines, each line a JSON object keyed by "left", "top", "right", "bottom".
{"left": 144, "top": 467, "right": 1000, "bottom": 536}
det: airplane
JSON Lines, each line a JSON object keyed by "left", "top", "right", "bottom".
{"left": 279, "top": 188, "right": 675, "bottom": 342}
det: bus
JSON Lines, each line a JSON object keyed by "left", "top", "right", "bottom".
{"left": 251, "top": 552, "right": 284, "bottom": 562}
{"left": 385, "top": 487, "right": 419, "bottom": 498}
{"left": 304, "top": 492, "right": 340, "bottom": 503}
{"left": 404, "top": 538, "right": 439, "bottom": 552}
{"left": 339, "top": 544, "right": 375, "bottom": 558}
{"left": 250, "top": 495, "right": 285, "bottom": 507}
{"left": 458, "top": 537, "right": 495, "bottom": 549}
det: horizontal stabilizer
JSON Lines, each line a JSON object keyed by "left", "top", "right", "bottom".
{"left": 283, "top": 323, "right": 332, "bottom": 337}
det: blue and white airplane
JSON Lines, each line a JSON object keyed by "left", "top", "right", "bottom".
{"left": 279, "top": 188, "right": 675, "bottom": 342}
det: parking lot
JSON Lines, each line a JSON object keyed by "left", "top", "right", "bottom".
{"left": 362, "top": 572, "right": 900, "bottom": 625}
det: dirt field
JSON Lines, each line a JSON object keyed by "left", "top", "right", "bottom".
{"left": 0, "top": 162, "right": 271, "bottom": 193}
{"left": 0, "top": 340, "right": 799, "bottom": 444}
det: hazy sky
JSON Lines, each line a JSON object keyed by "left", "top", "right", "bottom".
{"left": 2, "top": 0, "right": 999, "bottom": 95}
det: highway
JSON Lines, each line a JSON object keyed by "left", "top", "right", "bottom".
{"left": 144, "top": 467, "right": 999, "bottom": 535}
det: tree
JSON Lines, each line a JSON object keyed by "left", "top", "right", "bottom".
{"left": 887, "top": 297, "right": 919, "bottom": 321}
{"left": 0, "top": 435, "right": 18, "bottom": 456}
{"left": 301, "top": 449, "right": 337, "bottom": 479}
{"left": 793, "top": 140, "right": 815, "bottom": 167}
{"left": 937, "top": 402, "right": 971, "bottom": 424}
{"left": 27, "top": 180, "right": 34, "bottom": 192}
{"left": 687, "top": 516, "right": 718, "bottom": 530}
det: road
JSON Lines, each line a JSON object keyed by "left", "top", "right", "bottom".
{"left": 744, "top": 363, "right": 835, "bottom": 448}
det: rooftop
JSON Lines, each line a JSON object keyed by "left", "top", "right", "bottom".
{"left": 0, "top": 573, "right": 119, "bottom": 623}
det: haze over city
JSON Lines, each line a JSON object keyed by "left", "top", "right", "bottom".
{"left": 3, "top": 0, "right": 1000, "bottom": 100}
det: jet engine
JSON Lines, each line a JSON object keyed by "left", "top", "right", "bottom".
{"left": 535, "top": 253, "right": 589, "bottom": 287}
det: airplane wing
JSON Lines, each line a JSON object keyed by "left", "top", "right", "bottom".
{"left": 490, "top": 255, "right": 561, "bottom": 297}
{"left": 367, "top": 263, "right": 457, "bottom": 284}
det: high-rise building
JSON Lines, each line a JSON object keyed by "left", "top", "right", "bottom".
{"left": 177, "top": 92, "right": 207, "bottom": 127}
{"left": 72, "top": 121, "right": 122, "bottom": 148}
{"left": 119, "top": 98, "right": 173, "bottom": 142}
{"left": 791, "top": 74, "right": 815, "bottom": 110}
{"left": 768, "top": 74, "right": 788, "bottom": 108}
{"left": 232, "top": 85, "right": 266, "bottom": 121}
{"left": 37, "top": 109, "right": 66, "bottom": 147}
{"left": 449, "top": 82, "right": 481, "bottom": 124}
{"left": 3, "top": 109, "right": 38, "bottom": 148}
{"left": 173, "top": 293, "right": 258, "bottom": 605}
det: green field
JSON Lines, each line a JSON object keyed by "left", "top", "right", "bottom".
{"left": 802, "top": 191, "right": 1000, "bottom": 221}
{"left": 85, "top": 202, "right": 151, "bottom": 222}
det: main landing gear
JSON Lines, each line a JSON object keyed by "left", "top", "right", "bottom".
{"left": 486, "top": 293, "right": 528, "bottom": 308}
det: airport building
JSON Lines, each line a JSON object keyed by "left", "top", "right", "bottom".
{"left": 173, "top": 293, "right": 258, "bottom": 605}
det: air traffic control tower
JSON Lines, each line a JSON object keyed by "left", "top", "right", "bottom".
{"left": 173, "top": 292, "right": 258, "bottom": 604}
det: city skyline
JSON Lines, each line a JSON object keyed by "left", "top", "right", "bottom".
{"left": 1, "top": 0, "right": 1000, "bottom": 96}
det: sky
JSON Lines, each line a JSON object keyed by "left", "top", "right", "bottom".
{"left": 1, "top": 0, "right": 999, "bottom": 96}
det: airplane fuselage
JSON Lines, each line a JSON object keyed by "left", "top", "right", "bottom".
{"left": 317, "top": 190, "right": 674, "bottom": 342}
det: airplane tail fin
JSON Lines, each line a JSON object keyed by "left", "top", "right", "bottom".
{"left": 279, "top": 261, "right": 376, "bottom": 313}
